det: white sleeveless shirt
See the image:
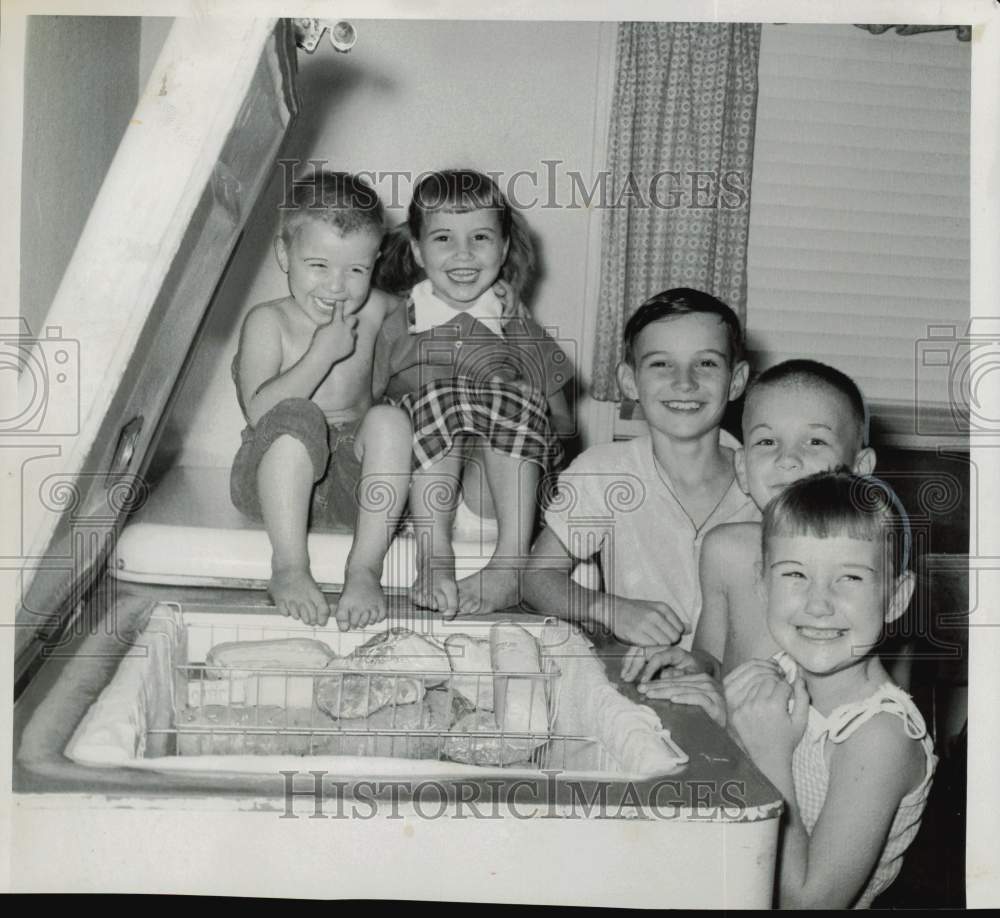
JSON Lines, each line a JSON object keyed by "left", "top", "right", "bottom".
{"left": 774, "top": 652, "right": 937, "bottom": 908}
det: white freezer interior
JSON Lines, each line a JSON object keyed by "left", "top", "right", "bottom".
{"left": 66, "top": 603, "right": 689, "bottom": 780}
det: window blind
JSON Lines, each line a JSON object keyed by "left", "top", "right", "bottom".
{"left": 746, "top": 23, "right": 970, "bottom": 445}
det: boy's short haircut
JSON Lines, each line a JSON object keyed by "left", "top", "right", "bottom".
{"left": 746, "top": 358, "right": 869, "bottom": 448}
{"left": 279, "top": 170, "right": 384, "bottom": 245}
{"left": 622, "top": 287, "right": 744, "bottom": 366}
{"left": 762, "top": 469, "right": 910, "bottom": 580}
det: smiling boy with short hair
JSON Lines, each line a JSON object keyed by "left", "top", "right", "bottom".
{"left": 624, "top": 359, "right": 878, "bottom": 702}
{"left": 523, "top": 287, "right": 756, "bottom": 646}
{"left": 231, "top": 171, "right": 412, "bottom": 630}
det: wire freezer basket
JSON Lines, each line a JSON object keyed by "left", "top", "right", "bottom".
{"left": 65, "top": 603, "right": 689, "bottom": 777}
{"left": 164, "top": 657, "right": 570, "bottom": 767}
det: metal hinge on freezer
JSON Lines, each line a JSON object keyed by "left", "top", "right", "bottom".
{"left": 293, "top": 19, "right": 358, "bottom": 54}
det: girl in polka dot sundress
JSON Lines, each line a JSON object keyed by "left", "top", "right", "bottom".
{"left": 724, "top": 471, "right": 936, "bottom": 909}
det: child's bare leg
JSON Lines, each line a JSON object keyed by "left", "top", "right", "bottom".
{"left": 457, "top": 451, "right": 538, "bottom": 615}
{"left": 460, "top": 454, "right": 496, "bottom": 521}
{"left": 258, "top": 434, "right": 327, "bottom": 624}
{"left": 337, "top": 406, "right": 412, "bottom": 631}
{"left": 409, "top": 449, "right": 464, "bottom": 616}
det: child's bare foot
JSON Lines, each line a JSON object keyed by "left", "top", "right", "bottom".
{"left": 269, "top": 566, "right": 329, "bottom": 626}
{"left": 411, "top": 547, "right": 459, "bottom": 617}
{"left": 335, "top": 565, "right": 387, "bottom": 632}
{"left": 457, "top": 562, "right": 519, "bottom": 615}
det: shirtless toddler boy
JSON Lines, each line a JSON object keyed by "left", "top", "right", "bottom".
{"left": 231, "top": 172, "right": 412, "bottom": 629}
{"left": 624, "top": 359, "right": 876, "bottom": 704}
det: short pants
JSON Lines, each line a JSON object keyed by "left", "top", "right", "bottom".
{"left": 395, "top": 376, "right": 563, "bottom": 473}
{"left": 230, "top": 397, "right": 364, "bottom": 531}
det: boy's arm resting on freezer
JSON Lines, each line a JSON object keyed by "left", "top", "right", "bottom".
{"left": 521, "top": 526, "right": 599, "bottom": 626}
{"left": 522, "top": 528, "right": 688, "bottom": 647}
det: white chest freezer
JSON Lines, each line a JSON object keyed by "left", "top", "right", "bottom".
{"left": 10, "top": 18, "right": 782, "bottom": 905}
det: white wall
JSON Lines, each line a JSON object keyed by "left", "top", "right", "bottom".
{"left": 19, "top": 16, "right": 140, "bottom": 338}
{"left": 167, "top": 19, "right": 613, "bottom": 467}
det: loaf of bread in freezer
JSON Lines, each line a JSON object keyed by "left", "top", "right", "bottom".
{"left": 177, "top": 704, "right": 321, "bottom": 756}
{"left": 489, "top": 623, "right": 549, "bottom": 735}
{"left": 443, "top": 710, "right": 548, "bottom": 766}
{"left": 350, "top": 629, "right": 451, "bottom": 685}
{"left": 313, "top": 628, "right": 451, "bottom": 719}
{"left": 314, "top": 664, "right": 425, "bottom": 720}
{"left": 339, "top": 689, "right": 472, "bottom": 758}
{"left": 444, "top": 634, "right": 494, "bottom": 710}
{"left": 203, "top": 638, "right": 334, "bottom": 677}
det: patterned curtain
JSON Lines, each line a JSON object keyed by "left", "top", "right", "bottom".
{"left": 591, "top": 22, "right": 762, "bottom": 400}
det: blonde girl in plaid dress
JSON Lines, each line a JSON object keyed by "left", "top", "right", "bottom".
{"left": 373, "top": 170, "right": 573, "bottom": 617}
{"left": 724, "top": 471, "right": 936, "bottom": 908}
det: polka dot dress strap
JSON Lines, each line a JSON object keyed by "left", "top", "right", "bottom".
{"left": 826, "top": 686, "right": 928, "bottom": 744}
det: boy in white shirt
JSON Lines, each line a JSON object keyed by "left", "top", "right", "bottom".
{"left": 522, "top": 287, "right": 755, "bottom": 647}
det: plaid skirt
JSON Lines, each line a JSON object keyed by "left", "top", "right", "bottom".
{"left": 394, "top": 377, "right": 563, "bottom": 473}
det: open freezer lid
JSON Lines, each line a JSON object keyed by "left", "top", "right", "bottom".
{"left": 14, "top": 18, "right": 300, "bottom": 682}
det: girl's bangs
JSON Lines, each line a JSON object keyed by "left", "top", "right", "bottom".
{"left": 762, "top": 473, "right": 911, "bottom": 575}
{"left": 414, "top": 172, "right": 507, "bottom": 217}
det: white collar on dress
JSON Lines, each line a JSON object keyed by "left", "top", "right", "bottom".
{"left": 410, "top": 278, "right": 504, "bottom": 337}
